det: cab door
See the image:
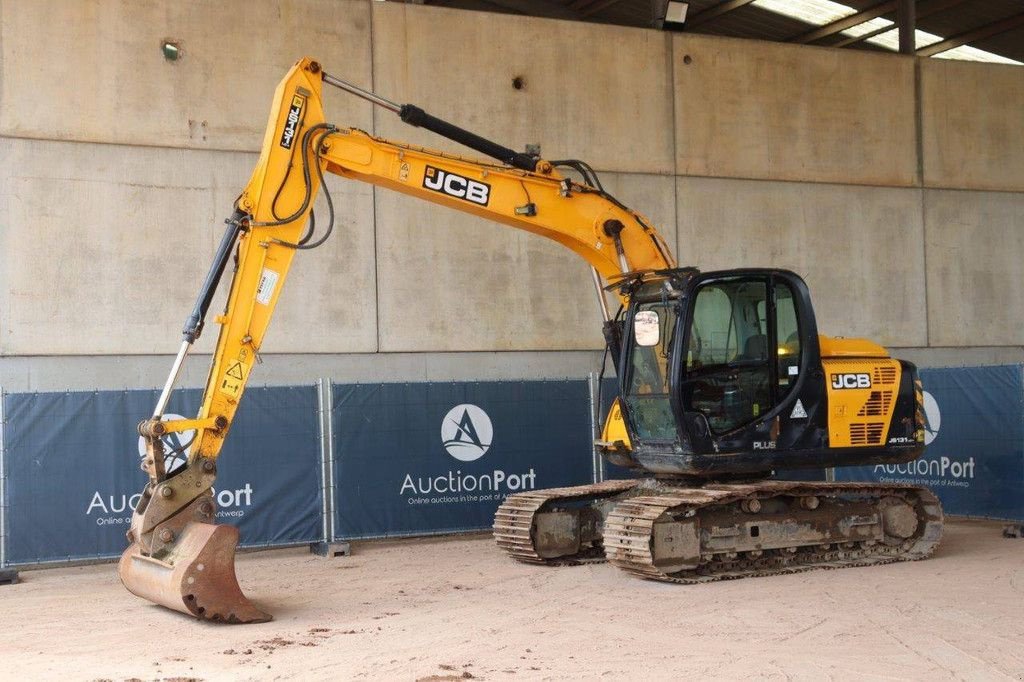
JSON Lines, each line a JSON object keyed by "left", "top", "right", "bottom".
{"left": 621, "top": 299, "right": 682, "bottom": 443}
{"left": 681, "top": 274, "right": 804, "bottom": 436}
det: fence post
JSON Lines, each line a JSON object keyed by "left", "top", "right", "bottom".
{"left": 310, "top": 379, "right": 349, "bottom": 558}
{"left": 588, "top": 373, "right": 602, "bottom": 483}
{"left": 0, "top": 389, "right": 19, "bottom": 584}
{"left": 0, "top": 388, "right": 5, "bottom": 568}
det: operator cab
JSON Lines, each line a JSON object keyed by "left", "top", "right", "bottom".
{"left": 610, "top": 268, "right": 923, "bottom": 477}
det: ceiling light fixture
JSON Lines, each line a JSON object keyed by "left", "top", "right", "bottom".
{"left": 665, "top": 1, "right": 689, "bottom": 25}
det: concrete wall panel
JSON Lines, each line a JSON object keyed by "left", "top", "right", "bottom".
{"left": 676, "top": 177, "right": 926, "bottom": 347}
{"left": 0, "top": 139, "right": 376, "bottom": 355}
{"left": 921, "top": 60, "right": 1024, "bottom": 192}
{"left": 371, "top": 3, "right": 674, "bottom": 175}
{"left": 672, "top": 35, "right": 917, "bottom": 187}
{"left": 0, "top": 351, "right": 607, "bottom": 392}
{"left": 924, "top": 189, "right": 1024, "bottom": 346}
{"left": 375, "top": 173, "right": 677, "bottom": 351}
{"left": 0, "top": 0, "right": 373, "bottom": 151}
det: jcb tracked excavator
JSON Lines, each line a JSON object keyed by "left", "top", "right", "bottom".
{"left": 120, "top": 57, "right": 942, "bottom": 623}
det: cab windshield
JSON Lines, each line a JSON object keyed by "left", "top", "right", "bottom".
{"left": 623, "top": 301, "right": 679, "bottom": 441}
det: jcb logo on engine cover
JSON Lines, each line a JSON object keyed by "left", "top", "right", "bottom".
{"left": 423, "top": 166, "right": 490, "bottom": 206}
{"left": 831, "top": 373, "right": 871, "bottom": 389}
{"left": 278, "top": 94, "right": 305, "bottom": 150}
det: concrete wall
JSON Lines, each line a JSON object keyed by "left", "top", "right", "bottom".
{"left": 0, "top": 139, "right": 377, "bottom": 355}
{"left": 1, "top": 0, "right": 1023, "bottom": 392}
{"left": 675, "top": 178, "right": 927, "bottom": 347}
{"left": 0, "top": 0, "right": 375, "bottom": 150}
{"left": 372, "top": 3, "right": 675, "bottom": 175}
{"left": 673, "top": 35, "right": 918, "bottom": 187}
{"left": 921, "top": 60, "right": 1024, "bottom": 192}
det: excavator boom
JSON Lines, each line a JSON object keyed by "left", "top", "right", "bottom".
{"left": 120, "top": 57, "right": 674, "bottom": 622}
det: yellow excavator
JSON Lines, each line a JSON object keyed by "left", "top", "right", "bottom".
{"left": 120, "top": 57, "right": 942, "bottom": 623}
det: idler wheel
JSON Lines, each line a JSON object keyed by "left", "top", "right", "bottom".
{"left": 880, "top": 497, "right": 919, "bottom": 540}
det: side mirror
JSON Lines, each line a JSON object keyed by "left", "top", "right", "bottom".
{"left": 634, "top": 310, "right": 660, "bottom": 347}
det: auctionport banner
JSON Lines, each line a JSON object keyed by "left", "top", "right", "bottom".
{"left": 2, "top": 386, "right": 321, "bottom": 565}
{"left": 835, "top": 365, "right": 1024, "bottom": 521}
{"left": 331, "top": 381, "right": 594, "bottom": 539}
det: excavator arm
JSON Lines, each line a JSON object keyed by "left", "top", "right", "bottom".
{"left": 120, "top": 57, "right": 674, "bottom": 623}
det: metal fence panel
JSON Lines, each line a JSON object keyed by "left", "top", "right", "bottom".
{"left": 835, "top": 365, "right": 1024, "bottom": 521}
{"left": 332, "top": 380, "right": 593, "bottom": 540}
{"left": 3, "top": 385, "right": 320, "bottom": 566}
{"left": 1, "top": 389, "right": 8, "bottom": 568}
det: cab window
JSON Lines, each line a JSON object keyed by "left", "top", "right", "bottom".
{"left": 624, "top": 302, "right": 678, "bottom": 441}
{"left": 684, "top": 279, "right": 770, "bottom": 434}
{"left": 775, "top": 283, "right": 801, "bottom": 397}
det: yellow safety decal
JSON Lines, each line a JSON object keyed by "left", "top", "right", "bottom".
{"left": 219, "top": 359, "right": 251, "bottom": 398}
{"left": 601, "top": 398, "right": 632, "bottom": 451}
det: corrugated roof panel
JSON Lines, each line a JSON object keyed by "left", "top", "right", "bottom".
{"left": 752, "top": 0, "right": 852, "bottom": 26}
{"left": 413, "top": 0, "right": 1024, "bottom": 65}
{"left": 737, "top": 0, "right": 1022, "bottom": 62}
{"left": 934, "top": 44, "right": 1022, "bottom": 65}
{"left": 692, "top": 3, "right": 819, "bottom": 39}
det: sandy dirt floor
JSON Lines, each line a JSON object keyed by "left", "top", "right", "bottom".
{"left": 1, "top": 519, "right": 1022, "bottom": 681}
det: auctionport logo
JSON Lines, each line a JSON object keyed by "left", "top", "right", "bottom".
{"left": 922, "top": 391, "right": 941, "bottom": 445}
{"left": 441, "top": 404, "right": 492, "bottom": 462}
{"left": 399, "top": 402, "right": 536, "bottom": 501}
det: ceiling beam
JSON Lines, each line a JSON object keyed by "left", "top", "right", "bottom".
{"left": 580, "top": 0, "right": 626, "bottom": 17}
{"left": 479, "top": 0, "right": 584, "bottom": 19}
{"left": 831, "top": 0, "right": 969, "bottom": 48}
{"left": 684, "top": 0, "right": 756, "bottom": 29}
{"left": 831, "top": 22, "right": 891, "bottom": 47}
{"left": 651, "top": 0, "right": 671, "bottom": 28}
{"left": 897, "top": 0, "right": 915, "bottom": 54}
{"left": 917, "top": 10, "right": 1024, "bottom": 56}
{"left": 789, "top": 1, "right": 894, "bottom": 44}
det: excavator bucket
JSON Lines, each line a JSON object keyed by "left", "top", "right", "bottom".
{"left": 119, "top": 521, "right": 271, "bottom": 624}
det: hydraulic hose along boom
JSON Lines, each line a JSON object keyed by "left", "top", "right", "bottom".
{"left": 120, "top": 57, "right": 675, "bottom": 623}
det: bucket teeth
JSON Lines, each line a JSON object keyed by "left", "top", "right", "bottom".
{"left": 119, "top": 522, "right": 271, "bottom": 624}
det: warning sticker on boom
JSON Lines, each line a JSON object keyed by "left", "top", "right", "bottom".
{"left": 219, "top": 359, "right": 250, "bottom": 398}
{"left": 255, "top": 268, "right": 280, "bottom": 306}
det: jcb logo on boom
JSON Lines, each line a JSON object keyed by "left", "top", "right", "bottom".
{"left": 423, "top": 166, "right": 491, "bottom": 206}
{"left": 278, "top": 94, "right": 304, "bottom": 150}
{"left": 831, "top": 373, "right": 872, "bottom": 389}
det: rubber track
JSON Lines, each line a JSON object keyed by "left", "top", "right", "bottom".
{"left": 603, "top": 481, "right": 943, "bottom": 583}
{"left": 493, "top": 479, "right": 640, "bottom": 565}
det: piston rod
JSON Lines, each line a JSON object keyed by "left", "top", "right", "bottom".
{"left": 321, "top": 72, "right": 539, "bottom": 172}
